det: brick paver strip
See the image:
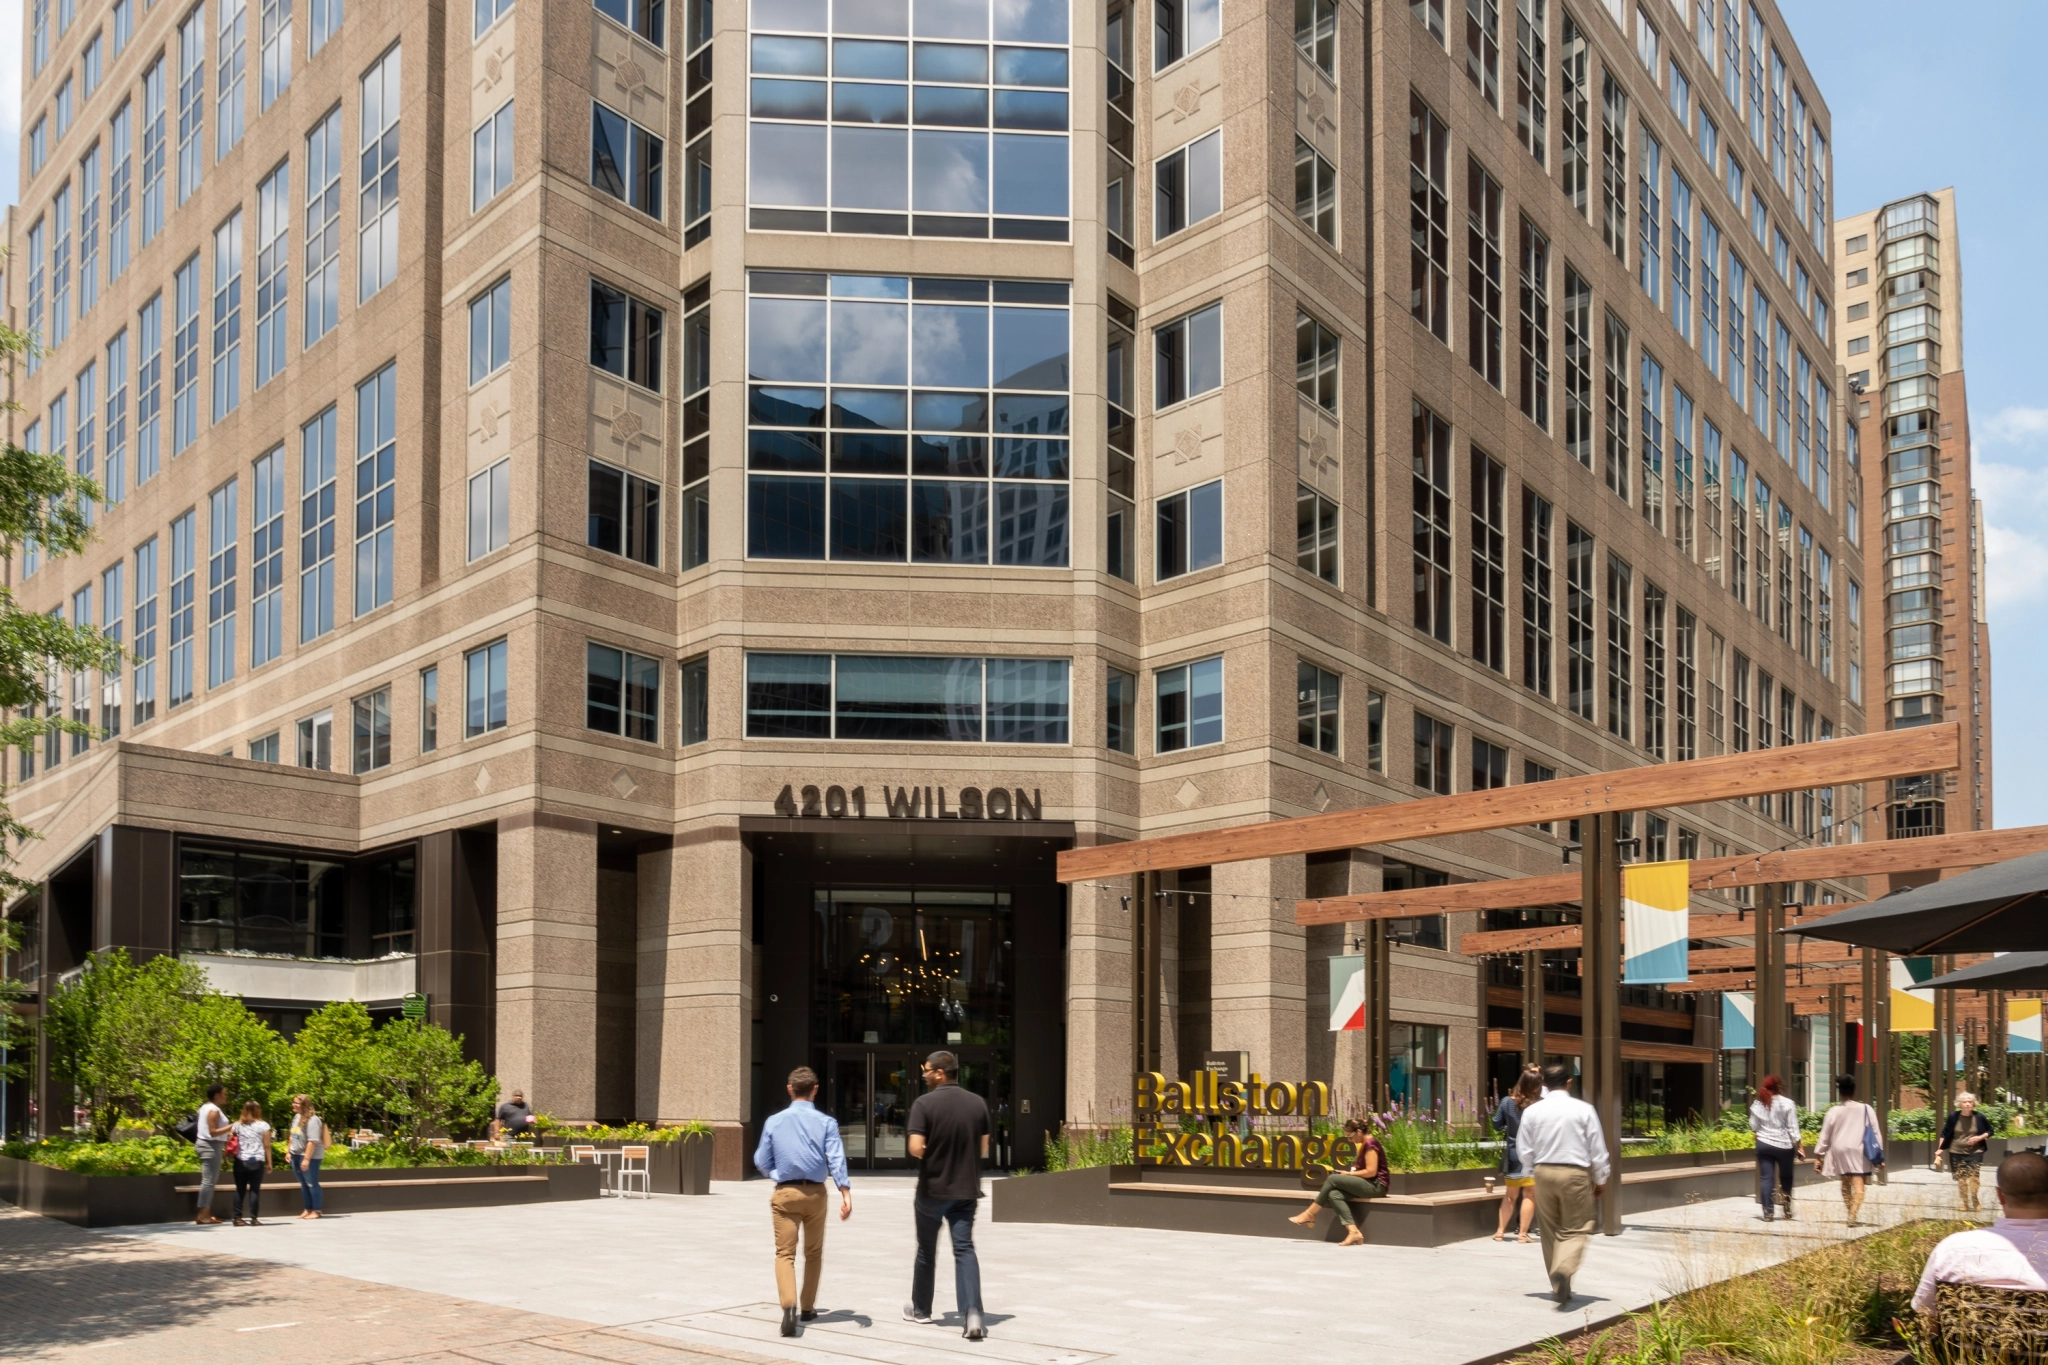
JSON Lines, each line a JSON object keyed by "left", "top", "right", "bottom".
{"left": 0, "top": 1207, "right": 774, "bottom": 1365}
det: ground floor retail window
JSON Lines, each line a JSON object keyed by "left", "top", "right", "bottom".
{"left": 1390, "top": 1022, "right": 1447, "bottom": 1113}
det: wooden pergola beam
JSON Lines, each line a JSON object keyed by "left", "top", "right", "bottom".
{"left": 1458, "top": 908, "right": 1840, "bottom": 956}
{"left": 1059, "top": 723, "right": 1959, "bottom": 884}
{"left": 1302, "top": 816, "right": 2046, "bottom": 926}
{"left": 1691, "top": 943, "right": 1866, "bottom": 971}
{"left": 1685, "top": 965, "right": 1866, "bottom": 992}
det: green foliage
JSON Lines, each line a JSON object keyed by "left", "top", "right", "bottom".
{"left": 1042, "top": 1124, "right": 1134, "bottom": 1171}
{"left": 1888, "top": 1103, "right": 2023, "bottom": 1139}
{"left": 324, "top": 1139, "right": 551, "bottom": 1169}
{"left": 285, "top": 1001, "right": 383, "bottom": 1133}
{"left": 1, "top": 1136, "right": 200, "bottom": 1176}
{"left": 532, "top": 1117, "right": 711, "bottom": 1144}
{"left": 0, "top": 918, "right": 31, "bottom": 1086}
{"left": 1898, "top": 1031, "right": 1932, "bottom": 1090}
{"left": 366, "top": 1020, "right": 497, "bottom": 1142}
{"left": 137, "top": 990, "right": 290, "bottom": 1134}
{"left": 42, "top": 950, "right": 212, "bottom": 1140}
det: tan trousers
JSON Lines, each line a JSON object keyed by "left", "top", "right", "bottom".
{"left": 771, "top": 1182, "right": 829, "bottom": 1310}
{"left": 1533, "top": 1164, "right": 1598, "bottom": 1285}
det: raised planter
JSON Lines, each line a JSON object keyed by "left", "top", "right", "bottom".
{"left": 0, "top": 1155, "right": 602, "bottom": 1228}
{"left": 569, "top": 1138, "right": 714, "bottom": 1195}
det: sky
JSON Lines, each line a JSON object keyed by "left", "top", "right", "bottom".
{"left": 0, "top": 1, "right": 2039, "bottom": 823}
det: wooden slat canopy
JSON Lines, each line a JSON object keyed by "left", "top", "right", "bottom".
{"left": 1059, "top": 723, "right": 1959, "bottom": 884}
{"left": 1485, "top": 1030, "right": 1715, "bottom": 1064}
{"left": 1303, "top": 817, "right": 2047, "bottom": 927}
{"left": 1458, "top": 908, "right": 1839, "bottom": 956}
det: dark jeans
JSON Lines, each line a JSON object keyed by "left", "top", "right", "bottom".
{"left": 292, "top": 1152, "right": 323, "bottom": 1211}
{"left": 1757, "top": 1141, "right": 1797, "bottom": 1211}
{"left": 911, "top": 1196, "right": 983, "bottom": 1320}
{"left": 232, "top": 1160, "right": 266, "bottom": 1221}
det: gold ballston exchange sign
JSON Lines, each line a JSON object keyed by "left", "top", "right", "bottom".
{"left": 1132, "top": 1070, "right": 1358, "bottom": 1171}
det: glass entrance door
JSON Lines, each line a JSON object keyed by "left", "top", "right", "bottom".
{"left": 824, "top": 1046, "right": 1008, "bottom": 1169}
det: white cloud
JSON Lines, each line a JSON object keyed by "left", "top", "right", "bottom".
{"left": 1977, "top": 405, "right": 2048, "bottom": 453}
{"left": 1975, "top": 460, "right": 2048, "bottom": 614}
{"left": 0, "top": 0, "right": 20, "bottom": 212}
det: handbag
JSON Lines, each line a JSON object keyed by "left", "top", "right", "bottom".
{"left": 225, "top": 1127, "right": 241, "bottom": 1159}
{"left": 1861, "top": 1105, "right": 1886, "bottom": 1167}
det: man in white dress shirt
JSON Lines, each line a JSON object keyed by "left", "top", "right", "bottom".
{"left": 1515, "top": 1062, "right": 1612, "bottom": 1307}
{"left": 1913, "top": 1151, "right": 2048, "bottom": 1318}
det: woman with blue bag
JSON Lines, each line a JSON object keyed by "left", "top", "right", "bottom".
{"left": 1814, "top": 1073, "right": 1885, "bottom": 1227}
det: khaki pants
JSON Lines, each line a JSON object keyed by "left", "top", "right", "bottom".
{"left": 771, "top": 1182, "right": 829, "bottom": 1310}
{"left": 1533, "top": 1164, "right": 1598, "bottom": 1285}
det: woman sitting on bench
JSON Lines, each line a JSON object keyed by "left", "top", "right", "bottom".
{"left": 1289, "top": 1119, "right": 1388, "bottom": 1246}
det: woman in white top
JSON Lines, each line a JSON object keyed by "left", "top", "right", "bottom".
{"left": 1813, "top": 1073, "right": 1884, "bottom": 1227}
{"left": 1747, "top": 1073, "right": 1803, "bottom": 1222}
{"left": 229, "top": 1100, "right": 275, "bottom": 1226}
{"left": 289, "top": 1095, "right": 329, "bottom": 1220}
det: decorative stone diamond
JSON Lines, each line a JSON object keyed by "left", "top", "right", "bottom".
{"left": 615, "top": 57, "right": 647, "bottom": 93}
{"left": 611, "top": 768, "right": 638, "bottom": 798}
{"left": 1175, "top": 427, "right": 1203, "bottom": 463}
{"left": 1312, "top": 780, "right": 1332, "bottom": 812}
{"left": 610, "top": 406, "right": 644, "bottom": 444}
{"left": 1173, "top": 83, "right": 1201, "bottom": 117}
{"left": 474, "top": 764, "right": 493, "bottom": 794}
{"left": 1175, "top": 779, "right": 1201, "bottom": 809}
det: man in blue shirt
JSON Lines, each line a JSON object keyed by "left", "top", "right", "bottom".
{"left": 754, "top": 1065, "right": 852, "bottom": 1337}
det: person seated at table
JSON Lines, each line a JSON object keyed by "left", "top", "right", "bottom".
{"left": 1913, "top": 1151, "right": 2048, "bottom": 1320}
{"left": 494, "top": 1090, "right": 536, "bottom": 1141}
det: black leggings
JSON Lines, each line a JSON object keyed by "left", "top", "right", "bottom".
{"left": 232, "top": 1160, "right": 265, "bottom": 1220}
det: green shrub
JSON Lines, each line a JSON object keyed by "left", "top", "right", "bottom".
{"left": 2, "top": 1137, "right": 200, "bottom": 1175}
{"left": 532, "top": 1119, "right": 711, "bottom": 1144}
{"left": 324, "top": 1139, "right": 552, "bottom": 1169}
{"left": 1043, "top": 1124, "right": 1134, "bottom": 1170}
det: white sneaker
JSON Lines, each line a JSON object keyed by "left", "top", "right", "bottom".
{"left": 903, "top": 1303, "right": 935, "bottom": 1326}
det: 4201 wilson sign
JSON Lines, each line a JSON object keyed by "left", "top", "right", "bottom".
{"left": 772, "top": 783, "right": 1046, "bottom": 821}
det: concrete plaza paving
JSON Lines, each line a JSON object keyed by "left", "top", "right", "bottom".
{"left": 66, "top": 1164, "right": 1979, "bottom": 1365}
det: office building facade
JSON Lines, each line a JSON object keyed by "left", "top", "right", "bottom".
{"left": 4, "top": 0, "right": 1861, "bottom": 1167}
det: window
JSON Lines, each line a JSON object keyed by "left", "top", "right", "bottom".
{"left": 255, "top": 162, "right": 289, "bottom": 386}
{"left": 299, "top": 406, "right": 337, "bottom": 641}
{"left": 1470, "top": 449, "right": 1506, "bottom": 672}
{"left": 137, "top": 294, "right": 163, "bottom": 481}
{"left": 744, "top": 654, "right": 1071, "bottom": 744}
{"left": 1155, "top": 301, "right": 1222, "bottom": 407}
{"left": 1412, "top": 401, "right": 1453, "bottom": 644}
{"left": 1636, "top": 7, "right": 1658, "bottom": 72}
{"left": 250, "top": 447, "right": 285, "bottom": 667}
{"left": 1641, "top": 583, "right": 1665, "bottom": 757}
{"left": 1297, "top": 0, "right": 1335, "bottom": 74}
{"left": 1154, "top": 131, "right": 1221, "bottom": 239}
{"left": 31, "top": 0, "right": 47, "bottom": 73}
{"left": 1727, "top": 251, "right": 1747, "bottom": 403}
{"left": 173, "top": 253, "right": 200, "bottom": 452}
{"left": 1559, "top": 14, "right": 1587, "bottom": 210}
{"left": 1366, "top": 689, "right": 1385, "bottom": 771}
{"left": 1294, "top": 137, "right": 1336, "bottom": 245}
{"left": 1466, "top": 0, "right": 1499, "bottom": 107}
{"left": 1698, "top": 108, "right": 1717, "bottom": 170}
{"left": 473, "top": 100, "right": 514, "bottom": 209}
{"left": 261, "top": 0, "right": 291, "bottom": 107}
{"left": 465, "top": 639, "right": 509, "bottom": 736}
{"left": 1726, "top": 152, "right": 1742, "bottom": 208}
{"left": 476, "top": 0, "right": 513, "bottom": 35}
{"left": 249, "top": 733, "right": 278, "bottom": 762}
{"left": 1673, "top": 386, "right": 1696, "bottom": 559}
{"left": 76, "top": 362, "right": 98, "bottom": 520}
{"left": 681, "top": 281, "right": 710, "bottom": 569}
{"left": 110, "top": 103, "right": 133, "bottom": 282}
{"left": 590, "top": 279, "right": 664, "bottom": 391}
{"left": 359, "top": 48, "right": 402, "bottom": 300}
{"left": 305, "top": 108, "right": 343, "bottom": 345}
{"left": 1600, "top": 72, "right": 1628, "bottom": 261}
{"left": 587, "top": 644, "right": 661, "bottom": 742}
{"left": 1524, "top": 759, "right": 1556, "bottom": 831}
{"left": 51, "top": 188, "right": 72, "bottom": 352}
{"left": 1413, "top": 711, "right": 1454, "bottom": 794}
{"left": 1699, "top": 211, "right": 1720, "bottom": 374}
{"left": 679, "top": 656, "right": 709, "bottom": 746}
{"left": 79, "top": 146, "right": 101, "bottom": 319}
{"left": 1562, "top": 265, "right": 1591, "bottom": 466}
{"left": 1296, "top": 485, "right": 1337, "bottom": 584}
{"left": 354, "top": 364, "right": 397, "bottom": 615}
{"left": 176, "top": 7, "right": 205, "bottom": 205}
{"left": 1297, "top": 662, "right": 1339, "bottom": 755}
{"left": 1637, "top": 126, "right": 1661, "bottom": 304}
{"left": 1410, "top": 94, "right": 1450, "bottom": 343}
{"left": 1669, "top": 169, "right": 1692, "bottom": 342}
{"left": 469, "top": 460, "right": 510, "bottom": 560}
{"left": 1297, "top": 311, "right": 1338, "bottom": 413}
{"left": 1105, "top": 667, "right": 1135, "bottom": 754}
{"left": 1603, "top": 311, "right": 1630, "bottom": 499}
{"left": 1390, "top": 1020, "right": 1448, "bottom": 1099}
{"left": 104, "top": 332, "right": 128, "bottom": 503}
{"left": 592, "top": 101, "right": 664, "bottom": 219}
{"left": 142, "top": 58, "right": 166, "bottom": 242}
{"left": 1639, "top": 350, "right": 1663, "bottom": 528}
{"left": 206, "top": 479, "right": 239, "bottom": 688}
{"left": 297, "top": 710, "right": 332, "bottom": 769}
{"left": 1412, "top": 0, "right": 1445, "bottom": 42}
{"left": 211, "top": 211, "right": 243, "bottom": 420}
{"left": 588, "top": 460, "right": 660, "bottom": 566}
{"left": 310, "top": 0, "right": 341, "bottom": 55}
{"left": 596, "top": 0, "right": 662, "bottom": 44}
{"left": 1515, "top": 0, "right": 1546, "bottom": 164}
{"left": 1522, "top": 487, "right": 1552, "bottom": 696}
{"left": 1471, "top": 736, "right": 1507, "bottom": 791}
{"left": 1156, "top": 0, "right": 1220, "bottom": 68}
{"left": 169, "top": 510, "right": 196, "bottom": 707}
{"left": 1156, "top": 657, "right": 1222, "bottom": 752}
{"left": 469, "top": 277, "right": 511, "bottom": 384}
{"left": 351, "top": 688, "right": 391, "bottom": 772}
{"left": 1466, "top": 159, "right": 1503, "bottom": 388}
{"left": 1518, "top": 220, "right": 1549, "bottom": 428}
{"left": 1606, "top": 553, "right": 1632, "bottom": 740}
{"left": 115, "top": 0, "right": 133, "bottom": 53}
{"left": 218, "top": 0, "right": 247, "bottom": 158}
{"left": 1156, "top": 480, "right": 1222, "bottom": 580}
{"left": 1566, "top": 522, "right": 1594, "bottom": 720}
{"left": 133, "top": 537, "right": 158, "bottom": 724}
{"left": 745, "top": 272, "right": 1072, "bottom": 568}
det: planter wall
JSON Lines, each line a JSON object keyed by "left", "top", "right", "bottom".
{"left": 569, "top": 1138, "right": 714, "bottom": 1195}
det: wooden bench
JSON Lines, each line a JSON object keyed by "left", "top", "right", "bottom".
{"left": 173, "top": 1175, "right": 548, "bottom": 1193}
{"left": 1112, "top": 1160, "right": 1761, "bottom": 1208}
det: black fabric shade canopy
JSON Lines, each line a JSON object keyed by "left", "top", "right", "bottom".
{"left": 1920, "top": 952, "right": 2048, "bottom": 991}
{"left": 1792, "top": 847, "right": 2048, "bottom": 955}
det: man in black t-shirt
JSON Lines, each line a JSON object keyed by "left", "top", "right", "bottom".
{"left": 903, "top": 1050, "right": 990, "bottom": 1340}
{"left": 494, "top": 1090, "right": 535, "bottom": 1140}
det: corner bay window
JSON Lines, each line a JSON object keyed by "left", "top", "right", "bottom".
{"left": 745, "top": 653, "right": 1070, "bottom": 743}
{"left": 592, "top": 100, "right": 665, "bottom": 219}
{"left": 1155, "top": 655, "right": 1221, "bottom": 753}
{"left": 587, "top": 643, "right": 661, "bottom": 741}
{"left": 591, "top": 280, "right": 664, "bottom": 391}
{"left": 465, "top": 638, "right": 508, "bottom": 737}
{"left": 746, "top": 271, "right": 1070, "bottom": 567}
{"left": 589, "top": 460, "right": 660, "bottom": 566}
{"left": 1156, "top": 479, "right": 1221, "bottom": 580}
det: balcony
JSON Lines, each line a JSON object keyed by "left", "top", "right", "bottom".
{"left": 1887, "top": 799, "right": 1946, "bottom": 840}
{"left": 1887, "top": 657, "right": 1942, "bottom": 699}
{"left": 1884, "top": 481, "right": 1939, "bottom": 523}
{"left": 1885, "top": 517, "right": 1940, "bottom": 558}
{"left": 1886, "top": 551, "right": 1942, "bottom": 592}
{"left": 1884, "top": 376, "right": 1940, "bottom": 419}
{"left": 1880, "top": 195, "right": 1939, "bottom": 244}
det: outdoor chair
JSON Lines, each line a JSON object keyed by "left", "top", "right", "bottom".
{"left": 616, "top": 1145, "right": 651, "bottom": 1199}
{"left": 1908, "top": 1283, "right": 2048, "bottom": 1364}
